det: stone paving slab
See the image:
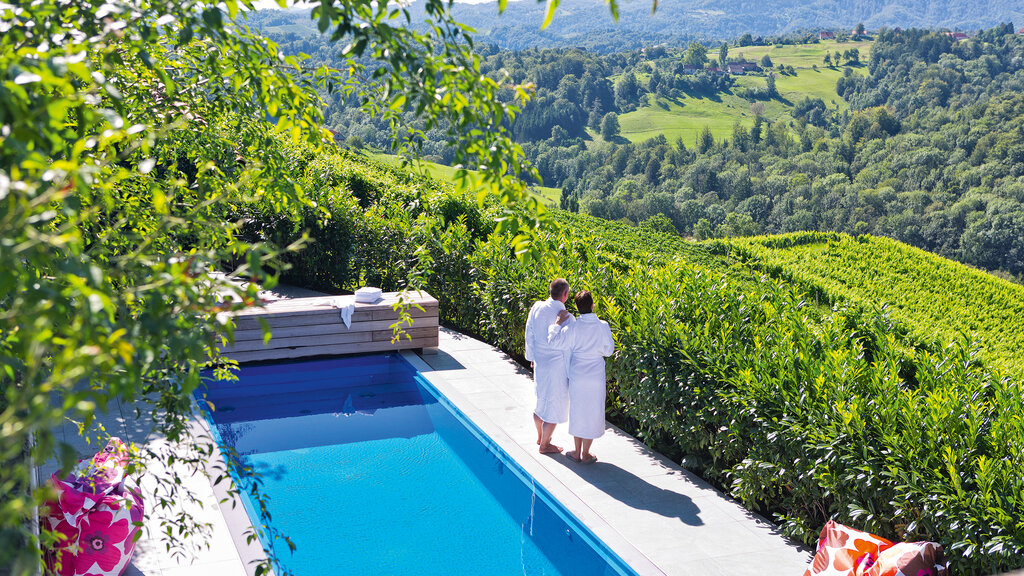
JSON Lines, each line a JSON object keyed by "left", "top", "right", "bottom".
{"left": 405, "top": 327, "right": 813, "bottom": 576}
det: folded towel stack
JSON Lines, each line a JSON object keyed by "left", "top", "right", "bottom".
{"left": 355, "top": 286, "right": 383, "bottom": 303}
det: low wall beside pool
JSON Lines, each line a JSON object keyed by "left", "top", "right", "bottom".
{"left": 219, "top": 290, "right": 439, "bottom": 363}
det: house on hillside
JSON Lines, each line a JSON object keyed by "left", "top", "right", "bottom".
{"left": 819, "top": 31, "right": 835, "bottom": 40}
{"left": 945, "top": 31, "right": 969, "bottom": 41}
{"left": 1017, "top": 27, "right": 1024, "bottom": 35}
{"left": 727, "top": 62, "right": 761, "bottom": 75}
{"left": 682, "top": 65, "right": 701, "bottom": 75}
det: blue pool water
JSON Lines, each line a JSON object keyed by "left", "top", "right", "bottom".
{"left": 199, "top": 354, "right": 637, "bottom": 576}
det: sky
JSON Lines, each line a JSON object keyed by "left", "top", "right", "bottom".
{"left": 252, "top": 0, "right": 501, "bottom": 9}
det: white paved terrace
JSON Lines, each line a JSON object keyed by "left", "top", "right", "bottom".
{"left": 402, "top": 327, "right": 812, "bottom": 576}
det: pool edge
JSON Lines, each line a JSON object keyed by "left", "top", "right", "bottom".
{"left": 188, "top": 397, "right": 276, "bottom": 576}
{"left": 400, "top": 350, "right": 667, "bottom": 576}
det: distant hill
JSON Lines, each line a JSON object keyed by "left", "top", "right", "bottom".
{"left": 614, "top": 40, "right": 873, "bottom": 147}
{"left": 443, "top": 0, "right": 1021, "bottom": 50}
{"left": 249, "top": 1, "right": 1022, "bottom": 51}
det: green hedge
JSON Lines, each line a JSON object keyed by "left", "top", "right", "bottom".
{"left": 243, "top": 144, "right": 1024, "bottom": 575}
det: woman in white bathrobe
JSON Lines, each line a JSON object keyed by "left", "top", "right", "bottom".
{"left": 548, "top": 291, "right": 615, "bottom": 463}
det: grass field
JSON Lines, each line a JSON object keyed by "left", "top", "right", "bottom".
{"left": 366, "top": 151, "right": 561, "bottom": 207}
{"left": 730, "top": 39, "right": 873, "bottom": 69}
{"left": 617, "top": 39, "right": 872, "bottom": 147}
{"left": 618, "top": 92, "right": 761, "bottom": 146}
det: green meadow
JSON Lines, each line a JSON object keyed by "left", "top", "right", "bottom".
{"left": 616, "top": 39, "right": 872, "bottom": 147}
{"left": 730, "top": 39, "right": 873, "bottom": 68}
{"left": 618, "top": 93, "right": 762, "bottom": 146}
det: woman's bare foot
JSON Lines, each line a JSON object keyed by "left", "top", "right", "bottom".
{"left": 566, "top": 450, "right": 582, "bottom": 462}
{"left": 580, "top": 453, "right": 598, "bottom": 464}
{"left": 539, "top": 443, "right": 563, "bottom": 454}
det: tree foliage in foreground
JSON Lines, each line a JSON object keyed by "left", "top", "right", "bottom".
{"left": 0, "top": 0, "right": 539, "bottom": 572}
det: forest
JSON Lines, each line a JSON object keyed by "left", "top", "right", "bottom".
{"left": 249, "top": 1, "right": 1023, "bottom": 52}
{"left": 254, "top": 19, "right": 1024, "bottom": 280}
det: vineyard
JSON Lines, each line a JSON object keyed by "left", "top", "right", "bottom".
{"left": 709, "top": 233, "right": 1024, "bottom": 376}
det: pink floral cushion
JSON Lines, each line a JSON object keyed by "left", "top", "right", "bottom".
{"left": 43, "top": 438, "right": 144, "bottom": 576}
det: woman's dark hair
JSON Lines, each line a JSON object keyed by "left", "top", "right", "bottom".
{"left": 574, "top": 291, "right": 593, "bottom": 314}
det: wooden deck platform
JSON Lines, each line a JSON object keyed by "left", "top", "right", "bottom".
{"left": 220, "top": 291, "right": 439, "bottom": 363}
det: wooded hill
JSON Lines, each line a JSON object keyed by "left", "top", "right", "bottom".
{"left": 253, "top": 19, "right": 1024, "bottom": 281}
{"left": 250, "top": 1, "right": 1023, "bottom": 52}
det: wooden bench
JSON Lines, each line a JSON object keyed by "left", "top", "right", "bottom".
{"left": 219, "top": 291, "right": 439, "bottom": 363}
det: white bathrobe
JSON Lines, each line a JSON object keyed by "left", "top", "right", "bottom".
{"left": 524, "top": 298, "right": 570, "bottom": 424}
{"left": 548, "top": 313, "right": 615, "bottom": 439}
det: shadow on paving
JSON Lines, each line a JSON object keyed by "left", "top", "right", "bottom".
{"left": 547, "top": 457, "right": 705, "bottom": 527}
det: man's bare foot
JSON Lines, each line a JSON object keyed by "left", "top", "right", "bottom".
{"left": 539, "top": 443, "right": 563, "bottom": 454}
{"left": 580, "top": 453, "right": 597, "bottom": 464}
{"left": 566, "top": 450, "right": 582, "bottom": 462}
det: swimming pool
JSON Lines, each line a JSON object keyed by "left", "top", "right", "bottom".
{"left": 199, "top": 353, "right": 639, "bottom": 576}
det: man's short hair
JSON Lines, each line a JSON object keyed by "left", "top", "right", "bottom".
{"left": 549, "top": 278, "right": 570, "bottom": 299}
{"left": 574, "top": 291, "right": 593, "bottom": 314}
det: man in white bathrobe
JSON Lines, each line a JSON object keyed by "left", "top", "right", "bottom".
{"left": 549, "top": 290, "right": 615, "bottom": 463}
{"left": 524, "top": 278, "right": 571, "bottom": 454}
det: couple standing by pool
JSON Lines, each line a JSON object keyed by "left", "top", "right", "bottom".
{"left": 524, "top": 278, "right": 615, "bottom": 464}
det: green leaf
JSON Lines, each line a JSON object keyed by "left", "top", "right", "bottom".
{"left": 607, "top": 0, "right": 619, "bottom": 21}
{"left": 540, "top": 0, "right": 560, "bottom": 30}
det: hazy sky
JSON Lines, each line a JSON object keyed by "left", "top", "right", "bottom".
{"left": 252, "top": 0, "right": 499, "bottom": 9}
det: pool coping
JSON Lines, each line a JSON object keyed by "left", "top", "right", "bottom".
{"left": 189, "top": 403, "right": 275, "bottom": 576}
{"left": 400, "top": 350, "right": 666, "bottom": 575}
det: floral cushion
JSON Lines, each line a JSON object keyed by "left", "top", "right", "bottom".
{"left": 43, "top": 437, "right": 144, "bottom": 576}
{"left": 803, "top": 521, "right": 949, "bottom": 576}
{"left": 803, "top": 520, "right": 894, "bottom": 576}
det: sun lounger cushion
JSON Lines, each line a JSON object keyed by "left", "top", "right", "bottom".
{"left": 864, "top": 542, "right": 948, "bottom": 576}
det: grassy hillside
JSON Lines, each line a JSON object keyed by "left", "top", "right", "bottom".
{"left": 618, "top": 40, "right": 872, "bottom": 147}
{"left": 365, "top": 151, "right": 562, "bottom": 207}
{"left": 618, "top": 92, "right": 759, "bottom": 146}
{"left": 730, "top": 39, "right": 873, "bottom": 69}
{"left": 712, "top": 232, "right": 1024, "bottom": 376}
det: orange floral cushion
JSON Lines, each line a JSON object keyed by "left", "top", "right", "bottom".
{"left": 803, "top": 520, "right": 893, "bottom": 576}
{"left": 803, "top": 522, "right": 950, "bottom": 576}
